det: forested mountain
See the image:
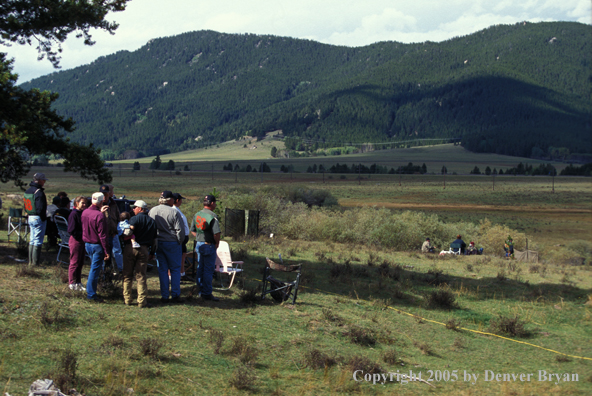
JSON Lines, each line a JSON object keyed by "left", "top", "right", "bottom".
{"left": 21, "top": 21, "right": 591, "bottom": 159}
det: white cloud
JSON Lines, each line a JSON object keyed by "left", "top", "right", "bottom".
{"left": 2, "top": 0, "right": 590, "bottom": 82}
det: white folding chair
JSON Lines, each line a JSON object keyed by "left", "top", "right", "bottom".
{"left": 214, "top": 241, "right": 244, "bottom": 290}
{"left": 8, "top": 208, "right": 29, "bottom": 244}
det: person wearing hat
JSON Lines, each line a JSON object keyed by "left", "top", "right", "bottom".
{"left": 421, "top": 238, "right": 435, "bottom": 253}
{"left": 122, "top": 200, "right": 158, "bottom": 307}
{"left": 148, "top": 191, "right": 186, "bottom": 303}
{"left": 172, "top": 193, "right": 190, "bottom": 279}
{"left": 190, "top": 195, "right": 221, "bottom": 301}
{"left": 24, "top": 173, "right": 48, "bottom": 266}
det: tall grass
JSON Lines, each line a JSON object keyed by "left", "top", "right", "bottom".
{"left": 220, "top": 189, "right": 527, "bottom": 255}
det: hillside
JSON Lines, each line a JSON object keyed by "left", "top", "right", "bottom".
{"left": 21, "top": 21, "right": 592, "bottom": 160}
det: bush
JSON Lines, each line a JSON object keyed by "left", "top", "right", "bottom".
{"left": 488, "top": 315, "right": 528, "bottom": 337}
{"left": 424, "top": 287, "right": 457, "bottom": 309}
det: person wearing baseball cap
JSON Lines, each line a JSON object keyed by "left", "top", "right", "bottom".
{"left": 24, "top": 173, "right": 49, "bottom": 266}
{"left": 190, "top": 194, "right": 221, "bottom": 301}
{"left": 121, "top": 199, "right": 158, "bottom": 307}
{"left": 148, "top": 191, "right": 186, "bottom": 303}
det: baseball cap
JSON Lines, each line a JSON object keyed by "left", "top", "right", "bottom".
{"left": 203, "top": 195, "right": 217, "bottom": 205}
{"left": 131, "top": 200, "right": 148, "bottom": 209}
{"left": 161, "top": 190, "right": 174, "bottom": 199}
{"left": 172, "top": 193, "right": 185, "bottom": 200}
{"left": 99, "top": 184, "right": 110, "bottom": 193}
{"left": 33, "top": 173, "right": 48, "bottom": 181}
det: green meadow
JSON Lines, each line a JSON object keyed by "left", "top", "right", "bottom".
{"left": 1, "top": 145, "right": 591, "bottom": 395}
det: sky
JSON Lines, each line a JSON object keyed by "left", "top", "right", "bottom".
{"left": 3, "top": 0, "right": 591, "bottom": 83}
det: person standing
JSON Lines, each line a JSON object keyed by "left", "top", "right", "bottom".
{"left": 82, "top": 192, "right": 110, "bottom": 302}
{"left": 191, "top": 195, "right": 221, "bottom": 301}
{"left": 100, "top": 184, "right": 123, "bottom": 272}
{"left": 149, "top": 191, "right": 185, "bottom": 303}
{"left": 172, "top": 193, "right": 190, "bottom": 279}
{"left": 67, "top": 196, "right": 89, "bottom": 292}
{"left": 24, "top": 173, "right": 48, "bottom": 267}
{"left": 122, "top": 200, "right": 157, "bottom": 308}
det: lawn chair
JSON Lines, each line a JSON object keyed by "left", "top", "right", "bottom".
{"left": 54, "top": 215, "right": 70, "bottom": 265}
{"left": 214, "top": 241, "right": 244, "bottom": 290}
{"left": 449, "top": 242, "right": 463, "bottom": 255}
{"left": 261, "top": 257, "right": 302, "bottom": 304}
{"left": 8, "top": 208, "right": 29, "bottom": 244}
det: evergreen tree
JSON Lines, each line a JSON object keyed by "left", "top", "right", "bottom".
{"left": 133, "top": 161, "right": 141, "bottom": 171}
{"left": 149, "top": 155, "right": 161, "bottom": 170}
{"left": 485, "top": 166, "right": 491, "bottom": 175}
{"left": 270, "top": 146, "right": 277, "bottom": 157}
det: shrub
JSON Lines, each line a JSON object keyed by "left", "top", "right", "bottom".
{"left": 488, "top": 315, "right": 528, "bottom": 337}
{"left": 303, "top": 349, "right": 338, "bottom": 370}
{"left": 227, "top": 337, "right": 258, "bottom": 365}
{"left": 228, "top": 365, "right": 256, "bottom": 390}
{"left": 424, "top": 287, "right": 457, "bottom": 309}
{"left": 347, "top": 355, "right": 383, "bottom": 374}
{"left": 345, "top": 326, "right": 376, "bottom": 346}
{"left": 50, "top": 349, "right": 78, "bottom": 392}
{"left": 139, "top": 337, "right": 163, "bottom": 359}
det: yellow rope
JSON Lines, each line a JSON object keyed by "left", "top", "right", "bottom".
{"left": 256, "top": 279, "right": 592, "bottom": 361}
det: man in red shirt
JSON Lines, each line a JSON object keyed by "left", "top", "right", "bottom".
{"left": 82, "top": 192, "right": 110, "bottom": 302}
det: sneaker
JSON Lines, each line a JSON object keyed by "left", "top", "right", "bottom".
{"left": 77, "top": 283, "right": 86, "bottom": 292}
{"left": 68, "top": 284, "right": 77, "bottom": 291}
{"left": 132, "top": 241, "right": 141, "bottom": 248}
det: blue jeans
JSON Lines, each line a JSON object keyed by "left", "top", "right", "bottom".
{"left": 196, "top": 243, "right": 217, "bottom": 296}
{"left": 111, "top": 236, "right": 123, "bottom": 271}
{"left": 28, "top": 216, "right": 46, "bottom": 246}
{"left": 156, "top": 240, "right": 182, "bottom": 299}
{"left": 85, "top": 243, "right": 104, "bottom": 300}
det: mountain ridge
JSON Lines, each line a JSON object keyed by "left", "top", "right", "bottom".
{"left": 20, "top": 21, "right": 592, "bottom": 160}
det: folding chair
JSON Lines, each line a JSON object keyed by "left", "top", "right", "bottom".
{"left": 54, "top": 215, "right": 71, "bottom": 265}
{"left": 449, "top": 242, "right": 462, "bottom": 255}
{"left": 261, "top": 258, "right": 302, "bottom": 304}
{"left": 8, "top": 208, "right": 29, "bottom": 244}
{"left": 213, "top": 241, "right": 244, "bottom": 290}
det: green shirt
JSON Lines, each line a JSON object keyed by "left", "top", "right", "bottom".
{"left": 191, "top": 208, "right": 220, "bottom": 244}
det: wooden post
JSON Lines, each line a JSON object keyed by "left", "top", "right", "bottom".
{"left": 211, "top": 163, "right": 214, "bottom": 181}
{"left": 492, "top": 174, "right": 495, "bottom": 191}
{"left": 358, "top": 163, "right": 361, "bottom": 185}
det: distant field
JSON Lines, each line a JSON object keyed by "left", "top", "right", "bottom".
{"left": 113, "top": 142, "right": 571, "bottom": 175}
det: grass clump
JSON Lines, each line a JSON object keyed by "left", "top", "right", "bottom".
{"left": 209, "top": 329, "right": 225, "bottom": 355}
{"left": 488, "top": 315, "right": 528, "bottom": 337}
{"left": 345, "top": 326, "right": 376, "bottom": 346}
{"left": 303, "top": 348, "right": 338, "bottom": 370}
{"left": 227, "top": 337, "right": 259, "bottom": 365}
{"left": 382, "top": 349, "right": 400, "bottom": 365}
{"left": 15, "top": 264, "right": 41, "bottom": 278}
{"left": 347, "top": 355, "right": 383, "bottom": 374}
{"left": 139, "top": 337, "right": 164, "bottom": 359}
{"left": 48, "top": 349, "right": 78, "bottom": 393}
{"left": 445, "top": 318, "right": 462, "bottom": 331}
{"left": 228, "top": 365, "right": 256, "bottom": 391}
{"left": 424, "top": 287, "right": 457, "bottom": 309}
{"left": 413, "top": 341, "right": 434, "bottom": 356}
{"left": 238, "top": 287, "right": 259, "bottom": 305}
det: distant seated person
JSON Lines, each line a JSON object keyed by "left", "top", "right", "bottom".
{"left": 422, "top": 238, "right": 436, "bottom": 253}
{"left": 466, "top": 241, "right": 480, "bottom": 255}
{"left": 504, "top": 235, "right": 514, "bottom": 259}
{"left": 450, "top": 234, "right": 467, "bottom": 254}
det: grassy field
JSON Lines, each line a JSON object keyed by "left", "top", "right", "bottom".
{"left": 1, "top": 146, "right": 591, "bottom": 395}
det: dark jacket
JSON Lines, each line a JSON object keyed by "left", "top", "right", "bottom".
{"left": 452, "top": 238, "right": 467, "bottom": 253}
{"left": 129, "top": 211, "right": 158, "bottom": 253}
{"left": 67, "top": 209, "right": 84, "bottom": 242}
{"left": 25, "top": 182, "right": 47, "bottom": 220}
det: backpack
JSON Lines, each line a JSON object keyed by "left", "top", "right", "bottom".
{"left": 23, "top": 189, "right": 40, "bottom": 215}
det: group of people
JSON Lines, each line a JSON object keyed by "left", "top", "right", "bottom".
{"left": 24, "top": 173, "right": 222, "bottom": 306}
{"left": 421, "top": 235, "right": 481, "bottom": 255}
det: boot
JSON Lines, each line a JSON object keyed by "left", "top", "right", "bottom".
{"left": 31, "top": 245, "right": 42, "bottom": 267}
{"left": 28, "top": 244, "right": 34, "bottom": 267}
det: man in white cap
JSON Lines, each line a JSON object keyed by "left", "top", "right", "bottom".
{"left": 122, "top": 200, "right": 157, "bottom": 308}
{"left": 23, "top": 173, "right": 48, "bottom": 266}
